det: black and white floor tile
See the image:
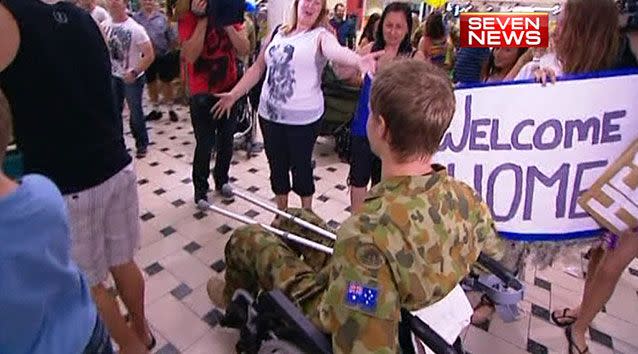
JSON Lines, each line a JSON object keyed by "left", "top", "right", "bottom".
{"left": 118, "top": 103, "right": 638, "bottom": 354}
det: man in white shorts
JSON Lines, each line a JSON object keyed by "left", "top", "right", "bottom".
{"left": 0, "top": 0, "right": 152, "bottom": 353}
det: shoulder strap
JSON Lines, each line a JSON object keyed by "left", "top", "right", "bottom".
{"left": 270, "top": 24, "right": 282, "bottom": 41}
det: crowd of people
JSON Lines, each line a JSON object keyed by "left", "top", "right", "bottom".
{"left": 0, "top": 0, "right": 637, "bottom": 353}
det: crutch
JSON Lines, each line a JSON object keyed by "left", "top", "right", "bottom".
{"left": 197, "top": 200, "right": 333, "bottom": 254}
{"left": 221, "top": 184, "right": 337, "bottom": 241}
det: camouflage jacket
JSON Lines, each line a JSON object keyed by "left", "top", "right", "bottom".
{"left": 317, "top": 166, "right": 504, "bottom": 353}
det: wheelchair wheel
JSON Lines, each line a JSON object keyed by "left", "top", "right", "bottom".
{"left": 257, "top": 339, "right": 306, "bottom": 354}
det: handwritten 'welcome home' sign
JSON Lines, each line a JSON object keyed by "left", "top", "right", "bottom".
{"left": 436, "top": 71, "right": 638, "bottom": 241}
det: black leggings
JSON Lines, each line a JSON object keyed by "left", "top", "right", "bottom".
{"left": 260, "top": 117, "right": 321, "bottom": 197}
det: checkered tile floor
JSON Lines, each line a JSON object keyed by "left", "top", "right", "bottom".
{"left": 120, "top": 104, "right": 638, "bottom": 354}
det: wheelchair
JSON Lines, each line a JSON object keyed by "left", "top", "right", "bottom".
{"left": 215, "top": 255, "right": 521, "bottom": 354}
{"left": 200, "top": 188, "right": 525, "bottom": 354}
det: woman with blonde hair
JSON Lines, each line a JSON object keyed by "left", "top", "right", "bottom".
{"left": 212, "top": 0, "right": 382, "bottom": 212}
{"left": 534, "top": 0, "right": 637, "bottom": 81}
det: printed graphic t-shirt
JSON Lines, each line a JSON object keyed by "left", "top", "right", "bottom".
{"left": 178, "top": 12, "right": 244, "bottom": 95}
{"left": 103, "top": 17, "right": 151, "bottom": 78}
{"left": 258, "top": 27, "right": 329, "bottom": 125}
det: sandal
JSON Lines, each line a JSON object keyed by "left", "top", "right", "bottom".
{"left": 470, "top": 294, "right": 496, "bottom": 326}
{"left": 146, "top": 332, "right": 157, "bottom": 351}
{"left": 565, "top": 326, "right": 589, "bottom": 354}
{"left": 551, "top": 308, "right": 578, "bottom": 328}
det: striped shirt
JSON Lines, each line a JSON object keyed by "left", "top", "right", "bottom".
{"left": 453, "top": 48, "right": 490, "bottom": 84}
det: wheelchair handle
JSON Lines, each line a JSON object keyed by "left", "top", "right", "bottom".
{"left": 477, "top": 253, "right": 524, "bottom": 291}
{"left": 401, "top": 308, "right": 461, "bottom": 354}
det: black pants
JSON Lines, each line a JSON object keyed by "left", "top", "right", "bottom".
{"left": 259, "top": 117, "right": 321, "bottom": 197}
{"left": 190, "top": 94, "right": 238, "bottom": 198}
{"left": 348, "top": 136, "right": 381, "bottom": 188}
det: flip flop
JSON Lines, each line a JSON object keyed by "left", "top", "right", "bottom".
{"left": 551, "top": 308, "right": 577, "bottom": 328}
{"left": 146, "top": 332, "right": 157, "bottom": 351}
{"left": 565, "top": 326, "right": 589, "bottom": 354}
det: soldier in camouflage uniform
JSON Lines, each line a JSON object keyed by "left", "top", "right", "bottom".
{"left": 207, "top": 59, "right": 505, "bottom": 353}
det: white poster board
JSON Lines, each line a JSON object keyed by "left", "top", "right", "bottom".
{"left": 435, "top": 72, "right": 638, "bottom": 241}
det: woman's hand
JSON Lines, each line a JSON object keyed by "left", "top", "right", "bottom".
{"left": 533, "top": 67, "right": 557, "bottom": 86}
{"left": 211, "top": 91, "right": 240, "bottom": 119}
{"left": 357, "top": 50, "right": 385, "bottom": 75}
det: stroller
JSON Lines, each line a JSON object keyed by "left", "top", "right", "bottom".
{"left": 232, "top": 60, "right": 261, "bottom": 159}
{"left": 319, "top": 64, "right": 361, "bottom": 163}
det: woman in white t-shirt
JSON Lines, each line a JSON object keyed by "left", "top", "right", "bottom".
{"left": 212, "top": 0, "right": 381, "bottom": 211}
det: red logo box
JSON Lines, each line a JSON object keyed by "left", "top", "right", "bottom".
{"left": 460, "top": 13, "right": 549, "bottom": 48}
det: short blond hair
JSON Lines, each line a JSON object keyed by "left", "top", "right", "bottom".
{"left": 0, "top": 89, "right": 11, "bottom": 165}
{"left": 370, "top": 59, "right": 455, "bottom": 161}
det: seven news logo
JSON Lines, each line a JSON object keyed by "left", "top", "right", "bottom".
{"left": 460, "top": 13, "right": 549, "bottom": 48}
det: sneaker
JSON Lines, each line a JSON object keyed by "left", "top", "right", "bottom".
{"left": 216, "top": 186, "right": 235, "bottom": 203}
{"left": 206, "top": 276, "right": 228, "bottom": 310}
{"left": 136, "top": 147, "right": 148, "bottom": 158}
{"left": 168, "top": 110, "right": 179, "bottom": 122}
{"left": 195, "top": 195, "right": 209, "bottom": 210}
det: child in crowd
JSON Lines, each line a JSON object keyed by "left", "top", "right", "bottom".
{"left": 0, "top": 90, "right": 113, "bottom": 354}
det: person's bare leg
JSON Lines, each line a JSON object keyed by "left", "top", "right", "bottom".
{"left": 570, "top": 233, "right": 638, "bottom": 351}
{"left": 301, "top": 195, "right": 313, "bottom": 210}
{"left": 160, "top": 80, "right": 174, "bottom": 104}
{"left": 350, "top": 186, "right": 367, "bottom": 214}
{"left": 553, "top": 246, "right": 605, "bottom": 322}
{"left": 147, "top": 80, "right": 159, "bottom": 106}
{"left": 91, "top": 283, "right": 147, "bottom": 353}
{"left": 275, "top": 194, "right": 288, "bottom": 210}
{"left": 110, "top": 261, "right": 152, "bottom": 347}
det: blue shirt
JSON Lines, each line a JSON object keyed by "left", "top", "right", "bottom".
{"left": 453, "top": 47, "right": 490, "bottom": 84}
{"left": 133, "top": 10, "right": 176, "bottom": 56}
{"left": 0, "top": 175, "right": 96, "bottom": 354}
{"left": 351, "top": 74, "right": 373, "bottom": 137}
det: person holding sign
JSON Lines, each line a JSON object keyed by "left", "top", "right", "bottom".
{"left": 335, "top": 2, "right": 425, "bottom": 214}
{"left": 532, "top": 0, "right": 637, "bottom": 83}
{"left": 523, "top": 1, "right": 638, "bottom": 352}
{"left": 556, "top": 140, "right": 638, "bottom": 354}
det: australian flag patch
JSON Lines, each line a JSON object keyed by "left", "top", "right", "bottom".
{"left": 345, "top": 281, "right": 378, "bottom": 312}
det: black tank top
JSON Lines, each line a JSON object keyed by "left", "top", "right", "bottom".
{"left": 0, "top": 0, "right": 131, "bottom": 195}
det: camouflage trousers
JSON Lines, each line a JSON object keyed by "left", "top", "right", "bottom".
{"left": 222, "top": 208, "right": 335, "bottom": 325}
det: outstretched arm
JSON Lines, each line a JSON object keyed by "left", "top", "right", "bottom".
{"left": 319, "top": 31, "right": 384, "bottom": 75}
{"left": 210, "top": 27, "right": 277, "bottom": 118}
{"left": 331, "top": 42, "right": 371, "bottom": 84}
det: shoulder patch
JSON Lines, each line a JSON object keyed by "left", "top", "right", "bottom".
{"left": 355, "top": 244, "right": 384, "bottom": 270}
{"left": 345, "top": 281, "right": 379, "bottom": 313}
